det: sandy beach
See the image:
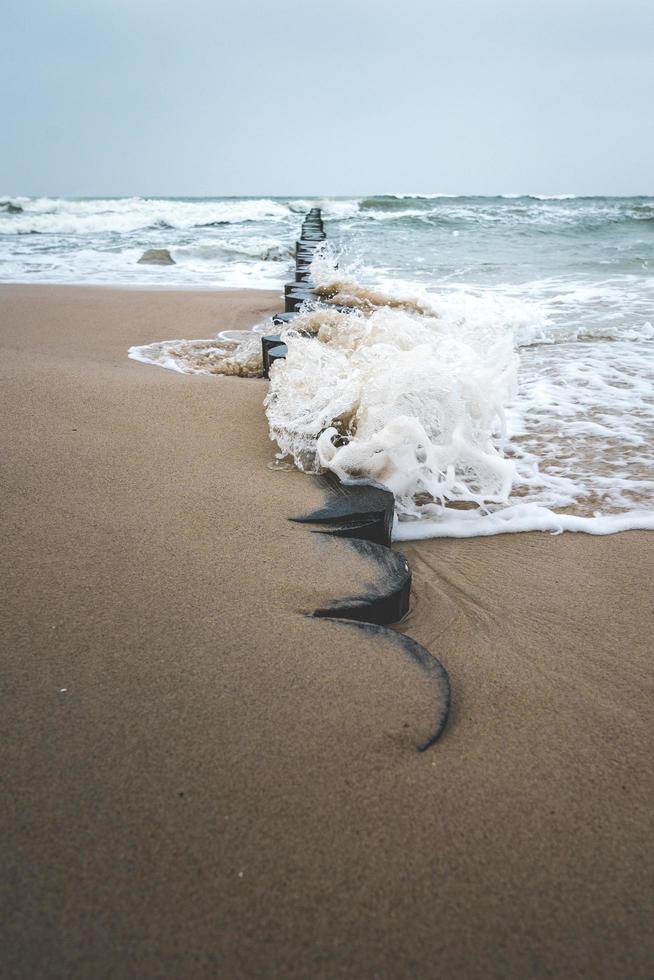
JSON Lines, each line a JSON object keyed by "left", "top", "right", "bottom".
{"left": 1, "top": 284, "right": 652, "bottom": 979}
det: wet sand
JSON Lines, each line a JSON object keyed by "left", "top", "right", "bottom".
{"left": 1, "top": 284, "right": 652, "bottom": 979}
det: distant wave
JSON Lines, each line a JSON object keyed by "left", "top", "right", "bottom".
{"left": 0, "top": 197, "right": 291, "bottom": 235}
{"left": 1, "top": 194, "right": 652, "bottom": 298}
{"left": 2, "top": 195, "right": 652, "bottom": 238}
{"left": 352, "top": 196, "right": 654, "bottom": 231}
{"left": 0, "top": 195, "right": 368, "bottom": 235}
{"left": 360, "top": 192, "right": 654, "bottom": 209}
{"left": 360, "top": 196, "right": 435, "bottom": 211}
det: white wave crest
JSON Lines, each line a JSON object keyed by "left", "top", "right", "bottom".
{"left": 287, "top": 198, "right": 360, "bottom": 220}
{"left": 0, "top": 197, "right": 290, "bottom": 235}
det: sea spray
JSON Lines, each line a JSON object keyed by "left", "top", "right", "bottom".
{"left": 264, "top": 258, "right": 654, "bottom": 536}
{"left": 265, "top": 264, "right": 520, "bottom": 519}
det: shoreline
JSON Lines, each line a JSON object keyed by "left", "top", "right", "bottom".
{"left": 1, "top": 283, "right": 652, "bottom": 978}
{"left": 0, "top": 280, "right": 286, "bottom": 291}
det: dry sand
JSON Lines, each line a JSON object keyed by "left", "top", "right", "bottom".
{"left": 1, "top": 284, "right": 652, "bottom": 979}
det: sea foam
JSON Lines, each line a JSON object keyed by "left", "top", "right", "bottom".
{"left": 128, "top": 248, "right": 653, "bottom": 538}
{"left": 263, "top": 258, "right": 654, "bottom": 538}
{"left": 265, "top": 260, "right": 522, "bottom": 514}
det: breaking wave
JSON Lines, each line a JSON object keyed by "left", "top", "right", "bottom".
{"left": 128, "top": 250, "right": 654, "bottom": 537}
{"left": 264, "top": 261, "right": 654, "bottom": 537}
{"left": 265, "top": 266, "right": 522, "bottom": 524}
{"left": 0, "top": 197, "right": 290, "bottom": 235}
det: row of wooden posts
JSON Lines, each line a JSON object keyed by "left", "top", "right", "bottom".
{"left": 258, "top": 211, "right": 452, "bottom": 745}
{"left": 261, "top": 207, "right": 326, "bottom": 378}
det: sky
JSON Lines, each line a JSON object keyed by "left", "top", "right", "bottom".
{"left": 2, "top": 0, "right": 653, "bottom": 197}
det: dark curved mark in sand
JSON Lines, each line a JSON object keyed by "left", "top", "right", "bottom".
{"left": 313, "top": 537, "right": 411, "bottom": 626}
{"left": 292, "top": 474, "right": 451, "bottom": 750}
{"left": 341, "top": 621, "right": 451, "bottom": 751}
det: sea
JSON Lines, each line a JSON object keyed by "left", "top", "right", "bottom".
{"left": 2, "top": 194, "right": 653, "bottom": 538}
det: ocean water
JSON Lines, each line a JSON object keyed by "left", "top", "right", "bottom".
{"left": 3, "top": 194, "right": 653, "bottom": 537}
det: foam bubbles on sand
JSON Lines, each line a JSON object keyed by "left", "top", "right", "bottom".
{"left": 129, "top": 329, "right": 265, "bottom": 377}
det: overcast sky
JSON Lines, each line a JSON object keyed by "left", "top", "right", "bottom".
{"left": 2, "top": 0, "right": 653, "bottom": 197}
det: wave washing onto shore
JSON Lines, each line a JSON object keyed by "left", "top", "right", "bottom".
{"left": 129, "top": 248, "right": 654, "bottom": 538}
{"left": 265, "top": 262, "right": 654, "bottom": 537}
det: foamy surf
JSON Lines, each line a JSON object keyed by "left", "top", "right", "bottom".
{"left": 127, "top": 244, "right": 654, "bottom": 539}
{"left": 261, "top": 256, "right": 654, "bottom": 539}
